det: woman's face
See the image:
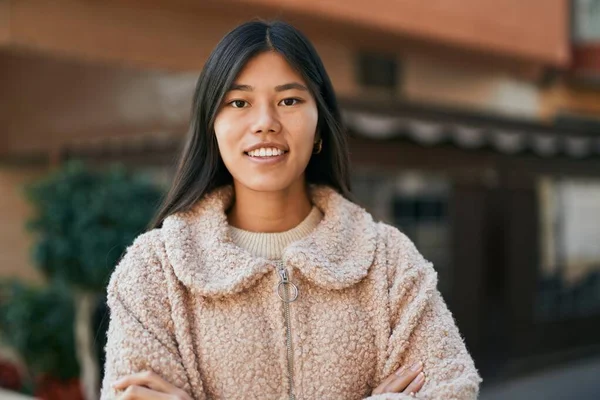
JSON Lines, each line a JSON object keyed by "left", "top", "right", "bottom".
{"left": 214, "top": 51, "right": 318, "bottom": 193}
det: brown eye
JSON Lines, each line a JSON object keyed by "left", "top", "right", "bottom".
{"left": 280, "top": 98, "right": 299, "bottom": 106}
{"left": 231, "top": 100, "right": 248, "bottom": 108}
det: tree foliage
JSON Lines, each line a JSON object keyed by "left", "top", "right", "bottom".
{"left": 0, "top": 161, "right": 164, "bottom": 394}
{"left": 0, "top": 281, "right": 79, "bottom": 380}
{"left": 25, "top": 161, "right": 163, "bottom": 291}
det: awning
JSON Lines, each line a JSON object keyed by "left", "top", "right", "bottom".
{"left": 342, "top": 101, "right": 600, "bottom": 159}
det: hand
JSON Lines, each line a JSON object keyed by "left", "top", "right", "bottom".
{"left": 371, "top": 361, "right": 425, "bottom": 396}
{"left": 113, "top": 371, "right": 193, "bottom": 400}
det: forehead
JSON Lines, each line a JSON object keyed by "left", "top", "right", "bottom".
{"left": 234, "top": 51, "right": 307, "bottom": 86}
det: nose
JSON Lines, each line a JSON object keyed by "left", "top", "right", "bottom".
{"left": 250, "top": 104, "right": 281, "bottom": 135}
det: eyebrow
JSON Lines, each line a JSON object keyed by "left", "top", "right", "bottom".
{"left": 275, "top": 82, "right": 308, "bottom": 92}
{"left": 228, "top": 83, "right": 253, "bottom": 92}
{"left": 227, "top": 82, "right": 308, "bottom": 92}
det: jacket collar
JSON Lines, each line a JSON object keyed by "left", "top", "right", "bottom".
{"left": 161, "top": 185, "right": 378, "bottom": 297}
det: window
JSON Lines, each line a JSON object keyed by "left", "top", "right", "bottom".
{"left": 572, "top": 0, "right": 600, "bottom": 43}
{"left": 356, "top": 52, "right": 399, "bottom": 90}
{"left": 537, "top": 177, "right": 600, "bottom": 321}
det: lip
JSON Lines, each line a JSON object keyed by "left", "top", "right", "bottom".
{"left": 243, "top": 142, "right": 289, "bottom": 154}
{"left": 245, "top": 151, "right": 288, "bottom": 165}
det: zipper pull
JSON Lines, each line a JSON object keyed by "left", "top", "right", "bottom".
{"left": 279, "top": 268, "right": 290, "bottom": 283}
{"left": 275, "top": 262, "right": 299, "bottom": 303}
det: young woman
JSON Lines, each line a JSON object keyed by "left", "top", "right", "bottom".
{"left": 101, "top": 20, "right": 481, "bottom": 400}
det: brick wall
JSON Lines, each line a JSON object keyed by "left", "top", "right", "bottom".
{"left": 0, "top": 166, "right": 46, "bottom": 283}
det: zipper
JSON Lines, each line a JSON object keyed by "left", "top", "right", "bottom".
{"left": 275, "top": 260, "right": 298, "bottom": 400}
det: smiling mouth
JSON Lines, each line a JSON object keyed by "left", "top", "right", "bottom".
{"left": 244, "top": 148, "right": 288, "bottom": 158}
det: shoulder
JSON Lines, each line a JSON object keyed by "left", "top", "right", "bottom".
{"left": 106, "top": 228, "right": 169, "bottom": 310}
{"left": 105, "top": 229, "right": 179, "bottom": 349}
{"left": 375, "top": 222, "right": 437, "bottom": 287}
{"left": 376, "top": 223, "right": 425, "bottom": 262}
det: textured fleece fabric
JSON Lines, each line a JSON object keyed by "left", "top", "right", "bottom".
{"left": 101, "top": 185, "right": 482, "bottom": 400}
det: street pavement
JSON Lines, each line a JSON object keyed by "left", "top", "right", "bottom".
{"left": 0, "top": 389, "right": 34, "bottom": 400}
{"left": 480, "top": 354, "right": 600, "bottom": 400}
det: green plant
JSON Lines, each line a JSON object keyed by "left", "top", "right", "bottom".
{"left": 21, "top": 160, "right": 164, "bottom": 400}
{"left": 0, "top": 281, "right": 79, "bottom": 381}
{"left": 26, "top": 161, "right": 163, "bottom": 291}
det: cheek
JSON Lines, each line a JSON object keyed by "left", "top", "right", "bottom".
{"left": 214, "top": 115, "right": 241, "bottom": 158}
{"left": 213, "top": 115, "right": 229, "bottom": 142}
{"left": 289, "top": 108, "right": 318, "bottom": 150}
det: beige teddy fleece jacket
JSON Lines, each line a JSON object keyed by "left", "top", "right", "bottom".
{"left": 100, "top": 185, "right": 481, "bottom": 400}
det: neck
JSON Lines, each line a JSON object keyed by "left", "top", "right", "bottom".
{"left": 227, "top": 180, "right": 313, "bottom": 233}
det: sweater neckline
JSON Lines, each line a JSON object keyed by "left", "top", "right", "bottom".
{"left": 161, "top": 185, "right": 378, "bottom": 297}
{"left": 229, "top": 206, "right": 323, "bottom": 260}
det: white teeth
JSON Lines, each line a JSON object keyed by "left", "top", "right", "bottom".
{"left": 247, "top": 147, "right": 285, "bottom": 157}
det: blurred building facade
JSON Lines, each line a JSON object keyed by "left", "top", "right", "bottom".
{"left": 1, "top": 0, "right": 599, "bottom": 381}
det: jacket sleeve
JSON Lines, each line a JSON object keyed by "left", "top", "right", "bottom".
{"left": 100, "top": 231, "right": 199, "bottom": 400}
{"left": 365, "top": 225, "right": 482, "bottom": 400}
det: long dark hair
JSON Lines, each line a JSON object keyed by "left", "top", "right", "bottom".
{"left": 150, "top": 20, "right": 352, "bottom": 229}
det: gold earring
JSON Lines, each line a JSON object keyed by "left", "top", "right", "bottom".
{"left": 313, "top": 138, "right": 323, "bottom": 154}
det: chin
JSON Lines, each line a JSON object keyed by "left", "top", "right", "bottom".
{"left": 237, "top": 175, "right": 301, "bottom": 193}
{"left": 243, "top": 181, "right": 291, "bottom": 193}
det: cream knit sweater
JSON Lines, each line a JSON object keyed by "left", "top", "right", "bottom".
{"left": 229, "top": 206, "right": 323, "bottom": 260}
{"left": 101, "top": 185, "right": 481, "bottom": 400}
